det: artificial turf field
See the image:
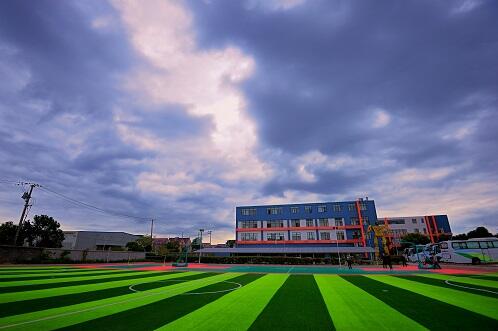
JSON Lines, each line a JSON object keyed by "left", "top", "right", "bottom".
{"left": 0, "top": 265, "right": 497, "bottom": 331}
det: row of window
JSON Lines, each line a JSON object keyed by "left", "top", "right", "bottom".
{"left": 240, "top": 203, "right": 368, "bottom": 216}
{"left": 239, "top": 217, "right": 368, "bottom": 229}
{"left": 239, "top": 231, "right": 346, "bottom": 241}
{"left": 444, "top": 241, "right": 498, "bottom": 250}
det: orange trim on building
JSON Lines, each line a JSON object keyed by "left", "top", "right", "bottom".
{"left": 355, "top": 200, "right": 367, "bottom": 248}
{"left": 236, "top": 239, "right": 363, "bottom": 245}
{"left": 236, "top": 225, "right": 362, "bottom": 232}
{"left": 424, "top": 216, "right": 435, "bottom": 243}
{"left": 431, "top": 215, "right": 439, "bottom": 241}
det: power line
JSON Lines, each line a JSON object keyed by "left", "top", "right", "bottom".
{"left": 38, "top": 186, "right": 151, "bottom": 221}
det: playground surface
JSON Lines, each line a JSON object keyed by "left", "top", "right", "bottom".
{"left": 0, "top": 263, "right": 497, "bottom": 330}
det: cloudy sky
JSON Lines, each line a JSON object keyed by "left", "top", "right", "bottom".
{"left": 0, "top": 0, "right": 497, "bottom": 242}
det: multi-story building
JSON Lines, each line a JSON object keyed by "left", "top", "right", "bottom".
{"left": 235, "top": 198, "right": 377, "bottom": 255}
{"left": 376, "top": 215, "right": 452, "bottom": 246}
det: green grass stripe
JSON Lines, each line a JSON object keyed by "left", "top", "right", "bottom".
{"left": 0, "top": 268, "right": 85, "bottom": 275}
{"left": 0, "top": 270, "right": 174, "bottom": 293}
{"left": 249, "top": 275, "right": 334, "bottom": 331}
{"left": 0, "top": 272, "right": 243, "bottom": 331}
{"left": 0, "top": 269, "right": 137, "bottom": 282}
{"left": 395, "top": 275, "right": 498, "bottom": 299}
{"left": 417, "top": 274, "right": 498, "bottom": 290}
{"left": 57, "top": 273, "right": 264, "bottom": 331}
{"left": 345, "top": 276, "right": 498, "bottom": 330}
{"left": 158, "top": 273, "right": 288, "bottom": 331}
{"left": 467, "top": 274, "right": 498, "bottom": 282}
{"left": 0, "top": 272, "right": 216, "bottom": 318}
{"left": 0, "top": 272, "right": 192, "bottom": 304}
{"left": 315, "top": 275, "right": 426, "bottom": 331}
{"left": 368, "top": 275, "right": 498, "bottom": 320}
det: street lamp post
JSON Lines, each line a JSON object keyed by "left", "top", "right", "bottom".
{"left": 336, "top": 233, "right": 342, "bottom": 268}
{"left": 198, "top": 229, "right": 204, "bottom": 263}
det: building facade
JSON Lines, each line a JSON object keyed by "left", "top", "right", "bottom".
{"left": 236, "top": 198, "right": 377, "bottom": 251}
{"left": 62, "top": 231, "right": 141, "bottom": 250}
{"left": 376, "top": 215, "right": 452, "bottom": 246}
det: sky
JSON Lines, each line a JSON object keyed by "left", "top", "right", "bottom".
{"left": 0, "top": 0, "right": 497, "bottom": 243}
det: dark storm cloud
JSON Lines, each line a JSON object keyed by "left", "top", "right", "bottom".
{"left": 187, "top": 1, "right": 498, "bottom": 182}
{"left": 0, "top": 0, "right": 220, "bottom": 236}
{"left": 187, "top": 0, "right": 498, "bottom": 196}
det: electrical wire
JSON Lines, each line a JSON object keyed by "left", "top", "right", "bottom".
{"left": 38, "top": 186, "right": 151, "bottom": 221}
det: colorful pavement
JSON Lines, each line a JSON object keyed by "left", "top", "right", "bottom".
{"left": 0, "top": 265, "right": 496, "bottom": 330}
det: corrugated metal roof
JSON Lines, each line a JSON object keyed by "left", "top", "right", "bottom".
{"left": 198, "top": 246, "right": 374, "bottom": 254}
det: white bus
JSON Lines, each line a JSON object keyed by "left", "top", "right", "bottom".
{"left": 437, "top": 237, "right": 498, "bottom": 264}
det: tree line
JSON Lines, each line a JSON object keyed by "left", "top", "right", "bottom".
{"left": 0, "top": 215, "right": 65, "bottom": 248}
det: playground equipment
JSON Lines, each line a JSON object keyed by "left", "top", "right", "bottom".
{"left": 172, "top": 244, "right": 190, "bottom": 267}
{"left": 367, "top": 225, "right": 390, "bottom": 259}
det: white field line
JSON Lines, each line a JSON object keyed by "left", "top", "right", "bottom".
{"left": 0, "top": 276, "right": 234, "bottom": 330}
{"left": 444, "top": 279, "right": 498, "bottom": 295}
{"left": 287, "top": 266, "right": 295, "bottom": 274}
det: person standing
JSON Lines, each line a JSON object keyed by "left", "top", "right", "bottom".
{"left": 387, "top": 254, "right": 393, "bottom": 270}
{"left": 346, "top": 255, "right": 353, "bottom": 269}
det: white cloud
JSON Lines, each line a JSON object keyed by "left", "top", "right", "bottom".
{"left": 372, "top": 108, "right": 391, "bottom": 128}
{"left": 245, "top": 0, "right": 306, "bottom": 11}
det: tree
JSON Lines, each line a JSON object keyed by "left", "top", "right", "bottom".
{"left": 125, "top": 241, "right": 142, "bottom": 251}
{"left": 30, "top": 215, "right": 65, "bottom": 248}
{"left": 436, "top": 233, "right": 452, "bottom": 242}
{"left": 0, "top": 221, "right": 17, "bottom": 245}
{"left": 466, "top": 226, "right": 493, "bottom": 239}
{"left": 452, "top": 233, "right": 468, "bottom": 240}
{"left": 225, "top": 240, "right": 236, "bottom": 248}
{"left": 166, "top": 240, "right": 180, "bottom": 252}
{"left": 401, "top": 232, "right": 430, "bottom": 245}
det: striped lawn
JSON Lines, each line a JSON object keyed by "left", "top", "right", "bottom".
{"left": 315, "top": 275, "right": 426, "bottom": 330}
{"left": 0, "top": 269, "right": 138, "bottom": 282}
{"left": 369, "top": 275, "right": 498, "bottom": 319}
{"left": 0, "top": 272, "right": 215, "bottom": 318}
{"left": 0, "top": 267, "right": 496, "bottom": 331}
{"left": 159, "top": 274, "right": 288, "bottom": 331}
{"left": 420, "top": 274, "right": 498, "bottom": 289}
{"left": 248, "top": 275, "right": 334, "bottom": 330}
{"left": 0, "top": 271, "right": 197, "bottom": 303}
{"left": 58, "top": 274, "right": 264, "bottom": 331}
{"left": 0, "top": 273, "right": 243, "bottom": 331}
{"left": 346, "top": 276, "right": 498, "bottom": 330}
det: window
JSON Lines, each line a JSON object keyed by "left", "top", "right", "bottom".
{"left": 423, "top": 228, "right": 427, "bottom": 234}
{"left": 440, "top": 242, "right": 448, "bottom": 249}
{"left": 412, "top": 218, "right": 417, "bottom": 224}
{"left": 388, "top": 219, "right": 405, "bottom": 225}
{"left": 336, "top": 231, "right": 345, "bottom": 240}
{"left": 493, "top": 241, "right": 498, "bottom": 248}
{"left": 291, "top": 232, "right": 301, "bottom": 240}
{"left": 307, "top": 232, "right": 315, "bottom": 240}
{"left": 304, "top": 206, "right": 312, "bottom": 213}
{"left": 414, "top": 228, "right": 419, "bottom": 233}
{"left": 306, "top": 219, "right": 314, "bottom": 227}
{"left": 348, "top": 204, "right": 355, "bottom": 211}
{"left": 267, "top": 220, "right": 284, "bottom": 228}
{"left": 333, "top": 204, "right": 342, "bottom": 212}
{"left": 266, "top": 232, "right": 285, "bottom": 241}
{"left": 452, "top": 242, "right": 467, "bottom": 250}
{"left": 291, "top": 219, "right": 300, "bottom": 227}
{"left": 318, "top": 218, "right": 329, "bottom": 226}
{"left": 466, "top": 241, "right": 479, "bottom": 249}
{"left": 350, "top": 217, "right": 359, "bottom": 225}
{"left": 290, "top": 206, "right": 299, "bottom": 214}
{"left": 360, "top": 203, "right": 367, "bottom": 210}
{"left": 352, "top": 230, "right": 361, "bottom": 239}
{"left": 239, "top": 221, "right": 258, "bottom": 228}
{"left": 363, "top": 216, "right": 369, "bottom": 223}
{"left": 241, "top": 208, "right": 256, "bottom": 216}
{"left": 334, "top": 218, "right": 344, "bottom": 226}
{"left": 318, "top": 205, "right": 327, "bottom": 213}
{"left": 479, "top": 241, "right": 494, "bottom": 249}
{"left": 320, "top": 232, "right": 331, "bottom": 240}
{"left": 420, "top": 218, "right": 424, "bottom": 223}
{"left": 267, "top": 207, "right": 282, "bottom": 215}
{"left": 240, "top": 233, "right": 258, "bottom": 241}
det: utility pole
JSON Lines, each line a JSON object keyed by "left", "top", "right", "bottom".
{"left": 207, "top": 230, "right": 212, "bottom": 245}
{"left": 14, "top": 183, "right": 39, "bottom": 246}
{"left": 198, "top": 228, "right": 204, "bottom": 263}
{"left": 150, "top": 219, "right": 154, "bottom": 252}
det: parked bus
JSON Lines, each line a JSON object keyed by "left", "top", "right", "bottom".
{"left": 437, "top": 237, "right": 498, "bottom": 264}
